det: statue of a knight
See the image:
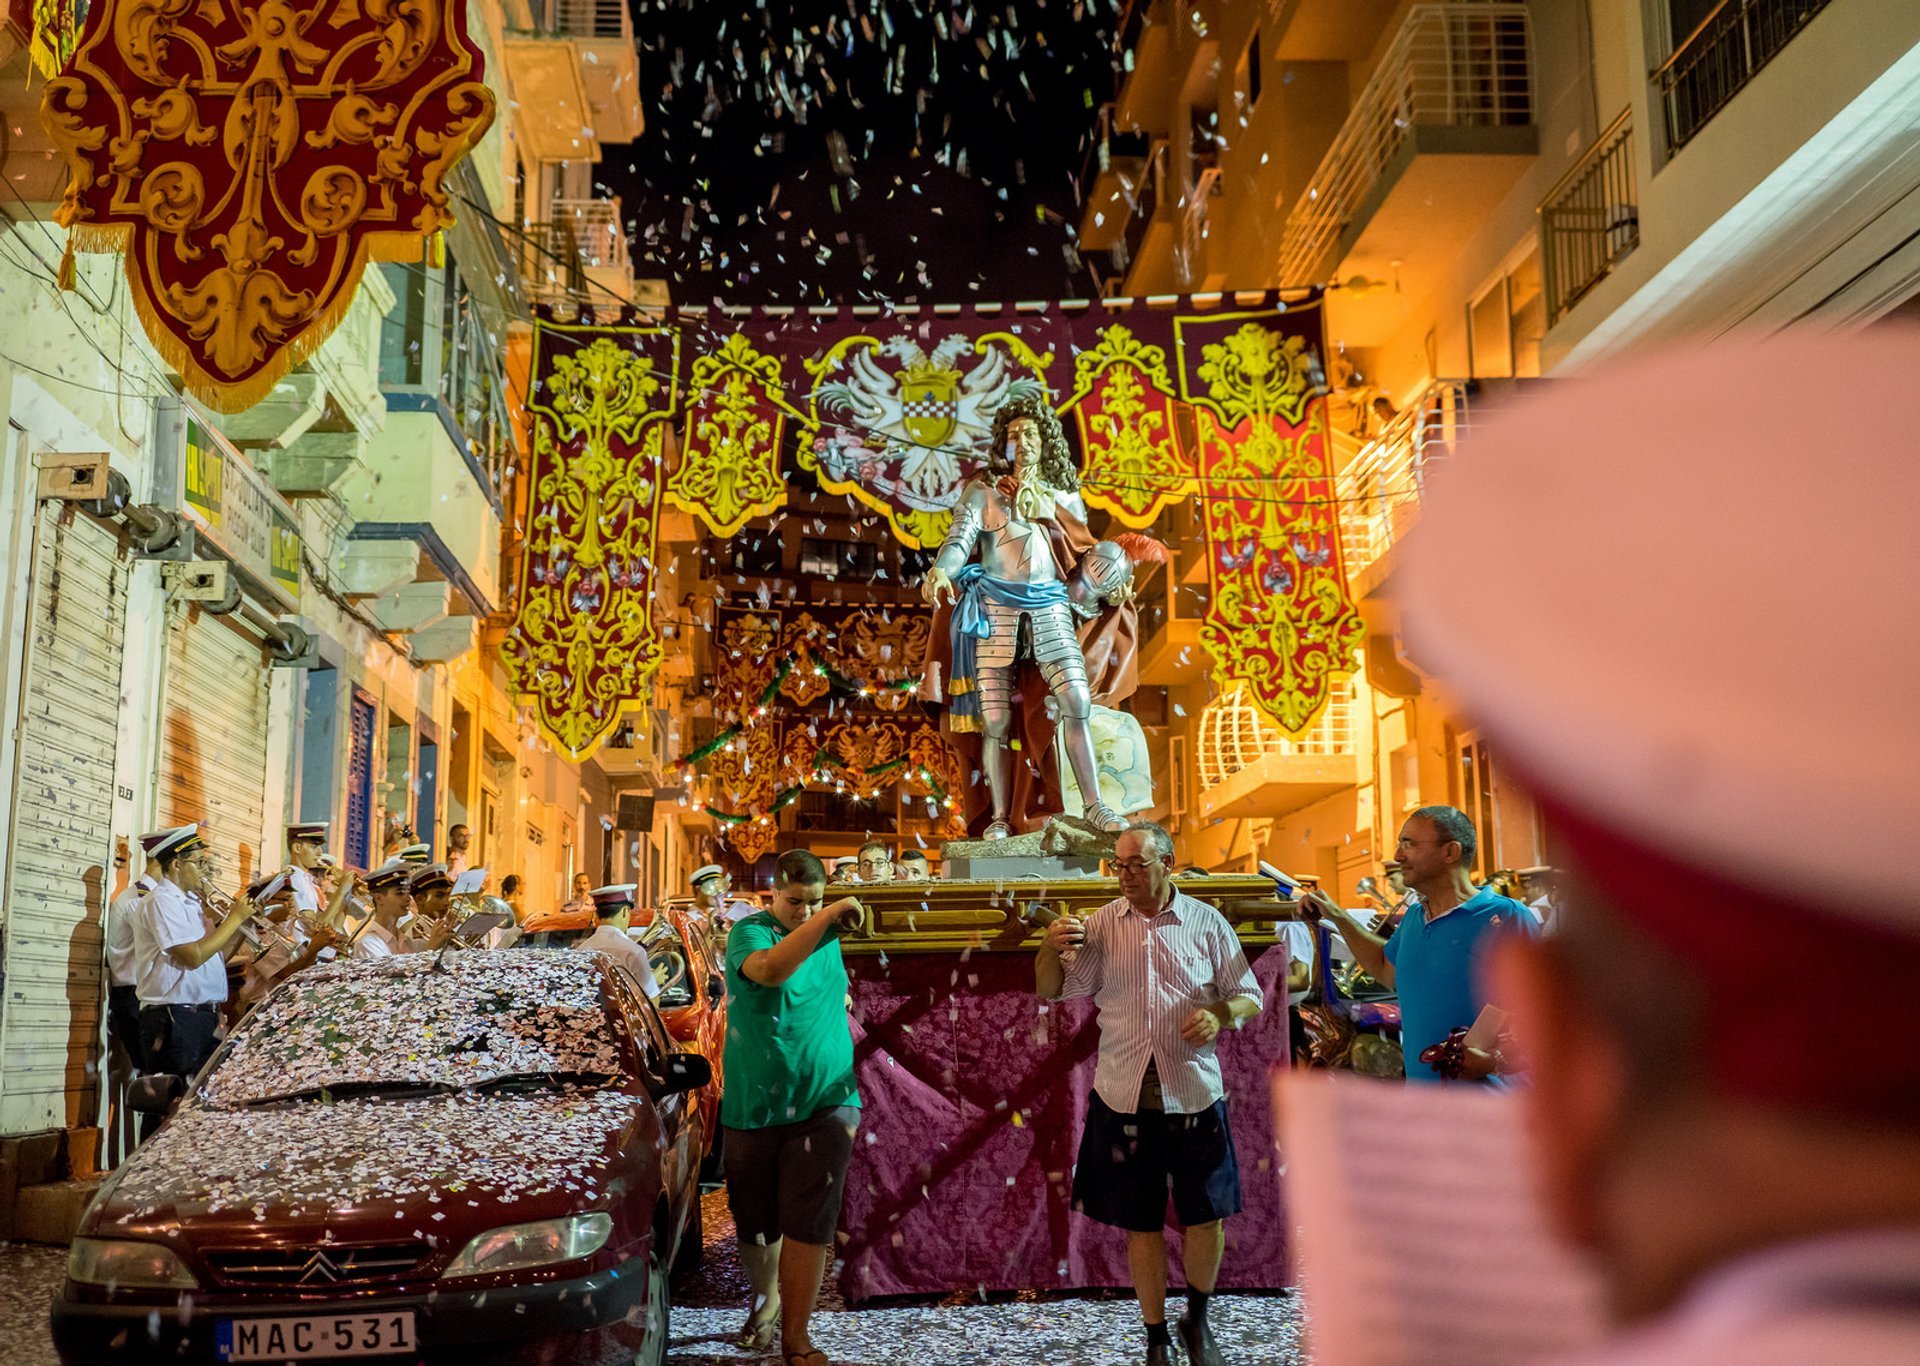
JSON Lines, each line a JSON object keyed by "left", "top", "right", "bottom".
{"left": 921, "top": 395, "right": 1164, "bottom": 839}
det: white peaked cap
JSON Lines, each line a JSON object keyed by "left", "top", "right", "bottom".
{"left": 1401, "top": 326, "right": 1920, "bottom": 931}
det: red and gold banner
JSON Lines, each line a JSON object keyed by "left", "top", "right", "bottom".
{"left": 40, "top": 0, "right": 495, "bottom": 412}
{"left": 668, "top": 332, "right": 802, "bottom": 538}
{"left": 501, "top": 312, "right": 681, "bottom": 760}
{"left": 1064, "top": 322, "right": 1193, "bottom": 529}
{"left": 502, "top": 296, "right": 1361, "bottom": 752}
{"left": 1176, "top": 300, "right": 1364, "bottom": 736}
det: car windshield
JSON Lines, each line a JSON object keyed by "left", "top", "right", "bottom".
{"left": 202, "top": 950, "right": 628, "bottom": 1109}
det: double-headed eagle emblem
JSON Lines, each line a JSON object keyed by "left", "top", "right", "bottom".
{"left": 805, "top": 334, "right": 1047, "bottom": 546}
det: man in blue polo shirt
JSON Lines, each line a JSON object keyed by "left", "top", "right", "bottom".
{"left": 1307, "top": 805, "right": 1534, "bottom": 1081}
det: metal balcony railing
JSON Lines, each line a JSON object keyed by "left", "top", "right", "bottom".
{"left": 519, "top": 198, "right": 631, "bottom": 306}
{"left": 1655, "top": 0, "right": 1833, "bottom": 154}
{"left": 1198, "top": 686, "right": 1356, "bottom": 790}
{"left": 1539, "top": 109, "right": 1638, "bottom": 325}
{"left": 1088, "top": 139, "right": 1170, "bottom": 295}
{"left": 1335, "top": 381, "right": 1475, "bottom": 581}
{"left": 1278, "top": 3, "right": 1533, "bottom": 285}
{"left": 524, "top": 0, "right": 630, "bottom": 40}
{"left": 1178, "top": 165, "right": 1222, "bottom": 289}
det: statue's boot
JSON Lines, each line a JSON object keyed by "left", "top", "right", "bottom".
{"left": 1062, "top": 716, "right": 1128, "bottom": 833}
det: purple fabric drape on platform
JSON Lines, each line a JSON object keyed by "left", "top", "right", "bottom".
{"left": 838, "top": 944, "right": 1291, "bottom": 1302}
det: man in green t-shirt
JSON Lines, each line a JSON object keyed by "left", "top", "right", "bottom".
{"left": 723, "top": 848, "right": 865, "bottom": 1366}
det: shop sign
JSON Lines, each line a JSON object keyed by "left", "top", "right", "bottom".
{"left": 159, "top": 398, "right": 303, "bottom": 612}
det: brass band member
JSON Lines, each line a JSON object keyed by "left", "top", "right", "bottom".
{"left": 130, "top": 825, "right": 258, "bottom": 1136}
{"left": 284, "top": 821, "right": 328, "bottom": 918}
{"left": 353, "top": 860, "right": 416, "bottom": 960}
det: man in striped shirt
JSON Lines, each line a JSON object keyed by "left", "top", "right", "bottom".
{"left": 1037, "top": 821, "right": 1263, "bottom": 1366}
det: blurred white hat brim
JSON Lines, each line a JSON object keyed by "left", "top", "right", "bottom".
{"left": 1401, "top": 328, "right": 1919, "bottom": 929}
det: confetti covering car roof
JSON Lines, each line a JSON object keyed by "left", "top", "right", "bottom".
{"left": 203, "top": 949, "right": 629, "bottom": 1109}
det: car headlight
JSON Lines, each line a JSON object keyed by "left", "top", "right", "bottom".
{"left": 67, "top": 1237, "right": 198, "bottom": 1289}
{"left": 440, "top": 1213, "right": 612, "bottom": 1280}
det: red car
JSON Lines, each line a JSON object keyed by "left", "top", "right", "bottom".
{"left": 633, "top": 904, "right": 726, "bottom": 1132}
{"left": 52, "top": 950, "right": 708, "bottom": 1365}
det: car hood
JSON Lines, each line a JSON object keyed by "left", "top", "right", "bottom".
{"left": 85, "top": 1089, "right": 658, "bottom": 1256}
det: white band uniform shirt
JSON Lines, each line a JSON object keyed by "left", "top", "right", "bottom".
{"left": 1057, "top": 888, "right": 1264, "bottom": 1115}
{"left": 352, "top": 920, "right": 400, "bottom": 960}
{"left": 132, "top": 879, "right": 227, "bottom": 1005}
{"left": 580, "top": 924, "right": 662, "bottom": 999}
{"left": 105, "top": 875, "right": 155, "bottom": 989}
{"left": 286, "top": 865, "right": 321, "bottom": 916}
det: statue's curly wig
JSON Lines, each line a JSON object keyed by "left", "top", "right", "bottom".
{"left": 984, "top": 394, "right": 1080, "bottom": 492}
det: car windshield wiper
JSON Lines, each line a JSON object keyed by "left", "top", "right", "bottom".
{"left": 465, "top": 1070, "right": 620, "bottom": 1095}
{"left": 232, "top": 1079, "right": 461, "bottom": 1108}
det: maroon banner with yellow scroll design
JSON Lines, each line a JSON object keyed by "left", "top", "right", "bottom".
{"left": 668, "top": 332, "right": 803, "bottom": 538}
{"left": 40, "top": 0, "right": 494, "bottom": 412}
{"left": 501, "top": 312, "right": 682, "bottom": 760}
{"left": 1064, "top": 321, "right": 1193, "bottom": 529}
{"left": 1175, "top": 299, "right": 1364, "bottom": 736}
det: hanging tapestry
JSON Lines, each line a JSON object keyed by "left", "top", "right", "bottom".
{"left": 39, "top": 0, "right": 495, "bottom": 411}
{"left": 1063, "top": 322, "right": 1193, "bottom": 529}
{"left": 668, "top": 332, "right": 803, "bottom": 538}
{"left": 501, "top": 311, "right": 682, "bottom": 760}
{"left": 1175, "top": 298, "right": 1364, "bottom": 736}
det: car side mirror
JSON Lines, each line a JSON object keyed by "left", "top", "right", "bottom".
{"left": 706, "top": 974, "right": 725, "bottom": 1004}
{"left": 652, "top": 1051, "right": 712, "bottom": 1099}
{"left": 128, "top": 1073, "right": 185, "bottom": 1115}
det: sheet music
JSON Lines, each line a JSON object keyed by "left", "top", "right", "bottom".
{"left": 1275, "top": 1071, "right": 1607, "bottom": 1365}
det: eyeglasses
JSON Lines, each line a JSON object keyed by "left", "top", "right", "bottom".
{"left": 1108, "top": 859, "right": 1160, "bottom": 874}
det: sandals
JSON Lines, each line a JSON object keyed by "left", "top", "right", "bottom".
{"left": 983, "top": 819, "right": 1012, "bottom": 840}
{"left": 736, "top": 1301, "right": 780, "bottom": 1350}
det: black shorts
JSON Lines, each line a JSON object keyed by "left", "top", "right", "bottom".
{"left": 1072, "top": 1093, "right": 1243, "bottom": 1233}
{"left": 724, "top": 1105, "right": 859, "bottom": 1246}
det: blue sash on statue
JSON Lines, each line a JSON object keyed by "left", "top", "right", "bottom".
{"left": 947, "top": 565, "right": 1070, "bottom": 726}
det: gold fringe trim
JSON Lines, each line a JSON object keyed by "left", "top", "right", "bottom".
{"left": 948, "top": 678, "right": 976, "bottom": 696}
{"left": 55, "top": 209, "right": 455, "bottom": 413}
{"left": 947, "top": 715, "right": 984, "bottom": 735}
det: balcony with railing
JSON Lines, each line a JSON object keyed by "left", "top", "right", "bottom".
{"left": 1178, "top": 165, "right": 1223, "bottom": 289}
{"left": 1540, "top": 109, "right": 1639, "bottom": 326}
{"left": 1078, "top": 103, "right": 1155, "bottom": 255}
{"left": 1195, "top": 684, "right": 1360, "bottom": 821}
{"left": 1334, "top": 380, "right": 1476, "bottom": 593}
{"left": 1085, "top": 139, "right": 1175, "bottom": 297}
{"left": 1135, "top": 518, "right": 1211, "bottom": 686}
{"left": 1277, "top": 3, "right": 1536, "bottom": 341}
{"left": 505, "top": 0, "right": 644, "bottom": 157}
{"left": 1655, "top": 0, "right": 1835, "bottom": 156}
{"left": 519, "top": 198, "right": 636, "bottom": 310}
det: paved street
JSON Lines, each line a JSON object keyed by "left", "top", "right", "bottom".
{"left": 2, "top": 1190, "right": 1306, "bottom": 1366}
{"left": 670, "top": 1190, "right": 1306, "bottom": 1365}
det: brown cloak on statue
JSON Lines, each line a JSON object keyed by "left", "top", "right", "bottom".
{"left": 919, "top": 500, "right": 1140, "bottom": 835}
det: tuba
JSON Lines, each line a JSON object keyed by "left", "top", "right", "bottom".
{"left": 445, "top": 892, "right": 517, "bottom": 947}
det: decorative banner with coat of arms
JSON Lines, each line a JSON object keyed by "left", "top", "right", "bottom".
{"left": 506, "top": 296, "right": 1362, "bottom": 756}
{"left": 39, "top": 0, "right": 495, "bottom": 412}
{"left": 501, "top": 311, "right": 681, "bottom": 761}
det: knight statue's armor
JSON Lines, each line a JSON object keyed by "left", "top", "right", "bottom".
{"left": 928, "top": 473, "right": 1133, "bottom": 838}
